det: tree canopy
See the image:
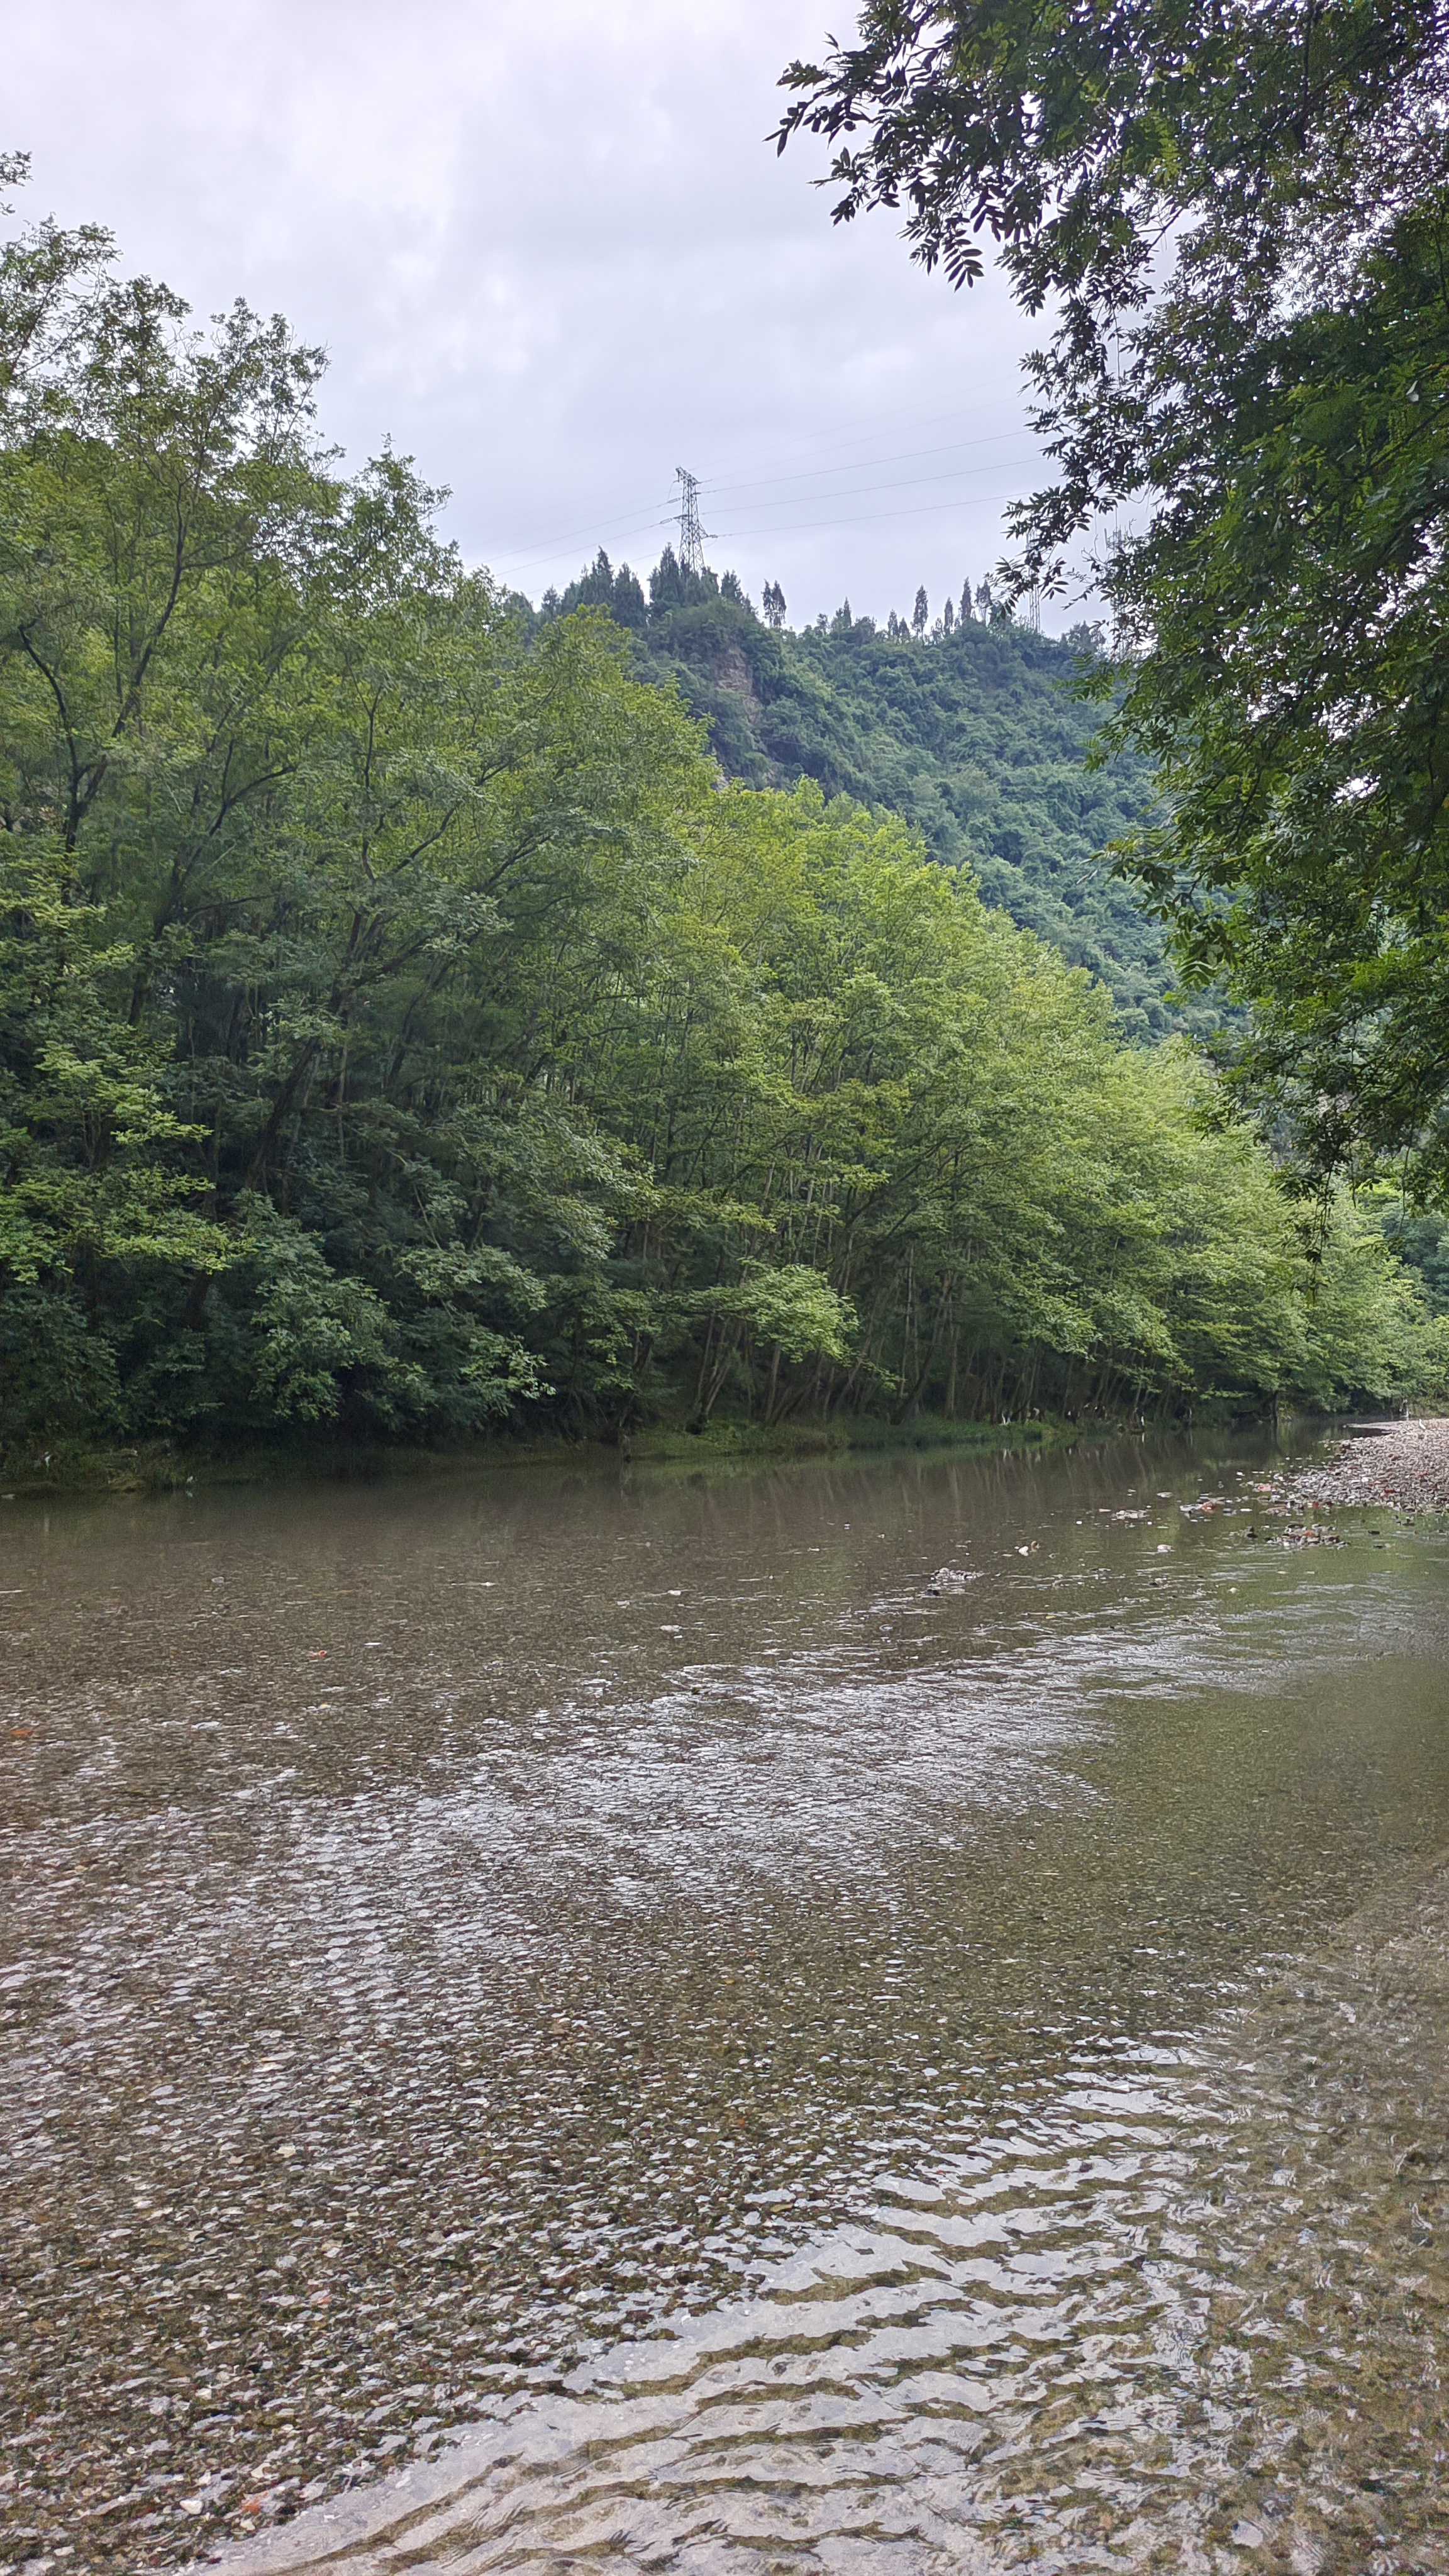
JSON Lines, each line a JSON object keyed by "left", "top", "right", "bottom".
{"left": 773, "top": 1, "right": 1449, "bottom": 330}
{"left": 0, "top": 199, "right": 1441, "bottom": 1465}
{"left": 777, "top": 3, "right": 1449, "bottom": 1201}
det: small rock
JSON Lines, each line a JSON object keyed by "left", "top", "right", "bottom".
{"left": 1397, "top": 2141, "right": 1449, "bottom": 2179}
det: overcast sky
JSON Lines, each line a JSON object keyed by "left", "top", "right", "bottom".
{"left": 6, "top": 1, "right": 1066, "bottom": 628}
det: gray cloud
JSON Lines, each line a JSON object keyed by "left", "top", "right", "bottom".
{"left": 6, "top": 0, "right": 1061, "bottom": 625}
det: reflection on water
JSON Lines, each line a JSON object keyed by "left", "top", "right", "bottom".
{"left": 3, "top": 1432, "right": 1449, "bottom": 2572}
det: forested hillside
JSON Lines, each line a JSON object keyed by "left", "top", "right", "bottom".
{"left": 2, "top": 216, "right": 1443, "bottom": 1472}
{"left": 547, "top": 550, "right": 1184, "bottom": 1038}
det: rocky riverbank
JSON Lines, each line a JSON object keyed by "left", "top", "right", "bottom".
{"left": 1285, "top": 1415, "right": 1449, "bottom": 1516}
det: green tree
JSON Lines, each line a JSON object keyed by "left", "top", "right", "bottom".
{"left": 1102, "top": 196, "right": 1449, "bottom": 1198}
{"left": 776, "top": 1, "right": 1449, "bottom": 1194}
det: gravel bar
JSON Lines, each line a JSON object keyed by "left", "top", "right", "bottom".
{"left": 1286, "top": 1416, "right": 1449, "bottom": 1516}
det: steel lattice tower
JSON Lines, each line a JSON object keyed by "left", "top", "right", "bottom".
{"left": 674, "top": 467, "right": 711, "bottom": 575}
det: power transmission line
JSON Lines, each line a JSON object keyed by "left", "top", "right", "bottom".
{"left": 494, "top": 439, "right": 1032, "bottom": 572}
{"left": 491, "top": 491, "right": 675, "bottom": 574}
{"left": 489, "top": 426, "right": 1043, "bottom": 579}
{"left": 711, "top": 483, "right": 1031, "bottom": 541}
{"left": 700, "top": 427, "right": 1029, "bottom": 505}
{"left": 711, "top": 454, "right": 1039, "bottom": 528}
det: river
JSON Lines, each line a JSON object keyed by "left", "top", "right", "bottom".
{"left": 4, "top": 1428, "right": 1449, "bottom": 2574}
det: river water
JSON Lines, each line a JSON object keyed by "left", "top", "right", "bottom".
{"left": 4, "top": 1428, "right": 1449, "bottom": 2576}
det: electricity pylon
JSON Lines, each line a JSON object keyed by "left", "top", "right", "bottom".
{"left": 674, "top": 467, "right": 712, "bottom": 575}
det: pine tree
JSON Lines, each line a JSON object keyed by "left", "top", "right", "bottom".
{"left": 912, "top": 586, "right": 929, "bottom": 637}
{"left": 960, "top": 579, "right": 974, "bottom": 623}
{"left": 649, "top": 546, "right": 687, "bottom": 616}
{"left": 943, "top": 595, "right": 954, "bottom": 633}
{"left": 611, "top": 564, "right": 648, "bottom": 632}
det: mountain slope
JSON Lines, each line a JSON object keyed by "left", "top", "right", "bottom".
{"left": 543, "top": 553, "right": 1194, "bottom": 1040}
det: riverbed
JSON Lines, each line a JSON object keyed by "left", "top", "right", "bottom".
{"left": 4, "top": 1428, "right": 1449, "bottom": 2573}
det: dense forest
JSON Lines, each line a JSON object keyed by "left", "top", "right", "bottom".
{"left": 545, "top": 549, "right": 1189, "bottom": 1040}
{"left": 1, "top": 209, "right": 1443, "bottom": 1470}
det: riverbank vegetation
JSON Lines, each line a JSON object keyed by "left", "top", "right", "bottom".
{"left": 1, "top": 196, "right": 1444, "bottom": 1470}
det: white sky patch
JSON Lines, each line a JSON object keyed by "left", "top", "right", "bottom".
{"left": 4, "top": 0, "right": 1074, "bottom": 626}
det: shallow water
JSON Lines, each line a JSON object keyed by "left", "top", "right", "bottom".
{"left": 4, "top": 1429, "right": 1449, "bottom": 2574}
